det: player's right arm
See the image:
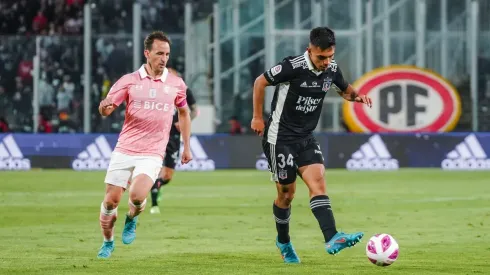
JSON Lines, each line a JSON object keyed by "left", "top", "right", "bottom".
{"left": 99, "top": 75, "right": 131, "bottom": 117}
{"left": 252, "top": 59, "right": 294, "bottom": 136}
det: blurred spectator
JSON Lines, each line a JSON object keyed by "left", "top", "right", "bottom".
{"left": 38, "top": 114, "right": 53, "bottom": 133}
{"left": 0, "top": 117, "right": 9, "bottom": 132}
{"left": 0, "top": 86, "right": 8, "bottom": 114}
{"left": 66, "top": 0, "right": 84, "bottom": 6}
{"left": 39, "top": 73, "right": 55, "bottom": 107}
{"left": 62, "top": 75, "right": 75, "bottom": 98}
{"left": 56, "top": 88, "right": 72, "bottom": 112}
{"left": 17, "top": 54, "right": 33, "bottom": 83}
{"left": 32, "top": 10, "right": 48, "bottom": 33}
{"left": 39, "top": 73, "right": 56, "bottom": 118}
{"left": 229, "top": 116, "right": 244, "bottom": 135}
{"left": 12, "top": 78, "right": 32, "bottom": 112}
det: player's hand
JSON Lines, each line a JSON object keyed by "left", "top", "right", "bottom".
{"left": 355, "top": 95, "right": 373, "bottom": 108}
{"left": 251, "top": 117, "right": 265, "bottom": 136}
{"left": 99, "top": 97, "right": 115, "bottom": 111}
{"left": 181, "top": 147, "right": 192, "bottom": 164}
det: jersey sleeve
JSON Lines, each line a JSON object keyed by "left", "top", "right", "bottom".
{"left": 174, "top": 78, "right": 188, "bottom": 108}
{"left": 332, "top": 62, "right": 349, "bottom": 92}
{"left": 186, "top": 88, "right": 197, "bottom": 106}
{"left": 263, "top": 58, "right": 295, "bottom": 85}
{"left": 106, "top": 74, "right": 131, "bottom": 106}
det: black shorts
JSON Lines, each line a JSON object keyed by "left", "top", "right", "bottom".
{"left": 262, "top": 137, "right": 324, "bottom": 185}
{"left": 164, "top": 134, "right": 181, "bottom": 169}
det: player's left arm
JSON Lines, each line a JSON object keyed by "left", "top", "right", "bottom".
{"left": 175, "top": 80, "right": 192, "bottom": 164}
{"left": 177, "top": 106, "right": 192, "bottom": 164}
{"left": 333, "top": 65, "right": 372, "bottom": 107}
{"left": 177, "top": 105, "right": 191, "bottom": 146}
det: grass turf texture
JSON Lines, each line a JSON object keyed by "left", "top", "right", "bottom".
{"left": 0, "top": 169, "right": 489, "bottom": 274}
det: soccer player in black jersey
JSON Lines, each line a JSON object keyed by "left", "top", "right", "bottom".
{"left": 251, "top": 27, "right": 372, "bottom": 263}
{"left": 150, "top": 68, "right": 198, "bottom": 214}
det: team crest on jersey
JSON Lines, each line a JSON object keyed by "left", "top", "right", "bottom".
{"left": 278, "top": 169, "right": 288, "bottom": 180}
{"left": 322, "top": 78, "right": 332, "bottom": 92}
{"left": 149, "top": 88, "right": 157, "bottom": 98}
{"left": 271, "top": 65, "right": 282, "bottom": 76}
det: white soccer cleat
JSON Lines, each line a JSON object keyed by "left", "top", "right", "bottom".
{"left": 150, "top": 206, "right": 160, "bottom": 214}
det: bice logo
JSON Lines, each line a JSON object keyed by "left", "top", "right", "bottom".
{"left": 441, "top": 134, "right": 490, "bottom": 170}
{"left": 176, "top": 136, "right": 215, "bottom": 171}
{"left": 72, "top": 136, "right": 112, "bottom": 171}
{"left": 346, "top": 135, "right": 398, "bottom": 171}
{"left": 0, "top": 135, "right": 30, "bottom": 170}
{"left": 133, "top": 100, "right": 171, "bottom": 112}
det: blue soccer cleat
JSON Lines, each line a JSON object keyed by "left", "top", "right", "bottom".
{"left": 326, "top": 231, "right": 364, "bottom": 255}
{"left": 276, "top": 238, "right": 301, "bottom": 263}
{"left": 97, "top": 241, "right": 115, "bottom": 259}
{"left": 122, "top": 214, "right": 138, "bottom": 244}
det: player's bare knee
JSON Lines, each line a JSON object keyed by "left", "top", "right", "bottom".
{"left": 104, "top": 199, "right": 119, "bottom": 210}
{"left": 104, "top": 192, "right": 122, "bottom": 209}
{"left": 276, "top": 195, "right": 294, "bottom": 207}
{"left": 283, "top": 194, "right": 294, "bottom": 206}
{"left": 129, "top": 194, "right": 146, "bottom": 205}
{"left": 277, "top": 189, "right": 295, "bottom": 206}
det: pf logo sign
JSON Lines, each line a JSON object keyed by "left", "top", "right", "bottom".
{"left": 343, "top": 66, "right": 461, "bottom": 132}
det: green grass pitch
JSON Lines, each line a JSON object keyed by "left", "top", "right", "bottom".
{"left": 0, "top": 169, "right": 489, "bottom": 274}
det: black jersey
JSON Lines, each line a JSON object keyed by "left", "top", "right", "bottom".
{"left": 169, "top": 87, "right": 197, "bottom": 136}
{"left": 263, "top": 52, "right": 348, "bottom": 144}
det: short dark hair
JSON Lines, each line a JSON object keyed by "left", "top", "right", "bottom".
{"left": 309, "top": 27, "right": 336, "bottom": 50}
{"left": 144, "top": 31, "right": 171, "bottom": 51}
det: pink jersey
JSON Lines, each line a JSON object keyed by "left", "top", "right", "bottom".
{"left": 106, "top": 65, "right": 187, "bottom": 159}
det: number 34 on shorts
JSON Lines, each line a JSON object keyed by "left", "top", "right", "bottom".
{"left": 262, "top": 139, "right": 324, "bottom": 184}
{"left": 277, "top": 153, "right": 294, "bottom": 168}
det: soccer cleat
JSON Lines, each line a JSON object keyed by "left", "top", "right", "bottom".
{"left": 150, "top": 206, "right": 160, "bottom": 214}
{"left": 276, "top": 238, "right": 301, "bottom": 263}
{"left": 97, "top": 241, "right": 115, "bottom": 259}
{"left": 122, "top": 214, "right": 138, "bottom": 244}
{"left": 326, "top": 231, "right": 364, "bottom": 255}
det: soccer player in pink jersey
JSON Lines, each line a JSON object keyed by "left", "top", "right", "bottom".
{"left": 96, "top": 31, "right": 193, "bottom": 259}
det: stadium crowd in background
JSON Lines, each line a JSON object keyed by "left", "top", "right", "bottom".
{"left": 0, "top": 0, "right": 84, "bottom": 132}
{"left": 0, "top": 0, "right": 214, "bottom": 133}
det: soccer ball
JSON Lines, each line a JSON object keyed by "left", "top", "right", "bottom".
{"left": 366, "top": 233, "right": 399, "bottom": 266}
